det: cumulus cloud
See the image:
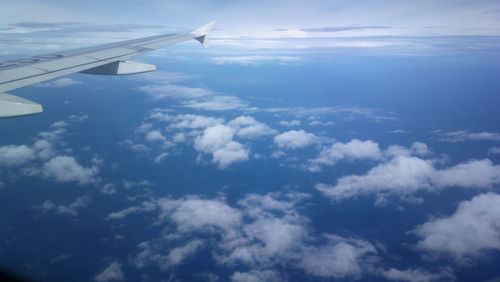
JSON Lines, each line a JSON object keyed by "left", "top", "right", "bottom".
{"left": 0, "top": 121, "right": 104, "bottom": 187}
{"left": 194, "top": 125, "right": 249, "bottom": 169}
{"left": 32, "top": 196, "right": 91, "bottom": 216}
{"left": 138, "top": 84, "right": 213, "bottom": 101}
{"left": 297, "top": 235, "right": 377, "bottom": 279}
{"left": 209, "top": 56, "right": 301, "bottom": 65}
{"left": 273, "top": 130, "right": 318, "bottom": 149}
{"left": 265, "top": 106, "right": 396, "bottom": 122}
{"left": 278, "top": 120, "right": 301, "bottom": 127}
{"left": 228, "top": 116, "right": 276, "bottom": 139}
{"left": 436, "top": 130, "right": 500, "bottom": 142}
{"left": 308, "top": 139, "right": 382, "bottom": 171}
{"left": 316, "top": 156, "right": 500, "bottom": 201}
{"left": 0, "top": 145, "right": 36, "bottom": 167}
{"left": 413, "top": 193, "right": 500, "bottom": 262}
{"left": 488, "top": 147, "right": 500, "bottom": 155}
{"left": 230, "top": 270, "right": 279, "bottom": 282}
{"left": 111, "top": 192, "right": 378, "bottom": 280}
{"left": 94, "top": 261, "right": 124, "bottom": 282}
{"left": 42, "top": 156, "right": 99, "bottom": 185}
{"left": 145, "top": 130, "right": 166, "bottom": 142}
{"left": 133, "top": 239, "right": 203, "bottom": 270}
{"left": 182, "top": 95, "right": 248, "bottom": 111}
{"left": 380, "top": 267, "right": 454, "bottom": 282}
{"left": 160, "top": 114, "right": 223, "bottom": 129}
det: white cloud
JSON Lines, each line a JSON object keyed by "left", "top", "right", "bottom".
{"left": 32, "top": 196, "right": 91, "bottom": 216}
{"left": 278, "top": 120, "right": 301, "bottom": 127}
{"left": 51, "top": 121, "right": 68, "bottom": 128}
{"left": 138, "top": 84, "right": 213, "bottom": 100}
{"left": 165, "top": 114, "right": 224, "bottom": 129}
{"left": 437, "top": 130, "right": 500, "bottom": 142}
{"left": 42, "top": 156, "right": 99, "bottom": 185}
{"left": 413, "top": 193, "right": 500, "bottom": 262}
{"left": 380, "top": 267, "right": 454, "bottom": 282}
{"left": 265, "top": 106, "right": 396, "bottom": 122}
{"left": 273, "top": 130, "right": 318, "bottom": 149}
{"left": 165, "top": 240, "right": 203, "bottom": 266}
{"left": 228, "top": 116, "right": 276, "bottom": 139}
{"left": 112, "top": 192, "right": 381, "bottom": 280}
{"left": 94, "top": 261, "right": 124, "bottom": 282}
{"left": 182, "top": 95, "right": 248, "bottom": 111}
{"left": 107, "top": 201, "right": 157, "bottom": 220}
{"left": 308, "top": 139, "right": 382, "bottom": 171}
{"left": 298, "top": 235, "right": 377, "bottom": 279}
{"left": 194, "top": 125, "right": 249, "bottom": 168}
{"left": 316, "top": 156, "right": 500, "bottom": 201}
{"left": 0, "top": 145, "right": 36, "bottom": 167}
{"left": 36, "top": 77, "right": 81, "bottom": 88}
{"left": 158, "top": 196, "right": 243, "bottom": 232}
{"left": 119, "top": 139, "right": 149, "bottom": 152}
{"left": 210, "top": 56, "right": 301, "bottom": 65}
{"left": 308, "top": 120, "right": 335, "bottom": 126}
{"left": 100, "top": 183, "right": 116, "bottom": 195}
{"left": 154, "top": 152, "right": 169, "bottom": 163}
{"left": 488, "top": 147, "right": 500, "bottom": 155}
{"left": 68, "top": 114, "right": 89, "bottom": 122}
{"left": 145, "top": 130, "right": 166, "bottom": 142}
{"left": 212, "top": 141, "right": 249, "bottom": 169}
{"left": 230, "top": 270, "right": 279, "bottom": 282}
{"left": 194, "top": 125, "right": 234, "bottom": 154}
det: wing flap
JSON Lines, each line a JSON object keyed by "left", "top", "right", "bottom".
{"left": 0, "top": 93, "right": 43, "bottom": 118}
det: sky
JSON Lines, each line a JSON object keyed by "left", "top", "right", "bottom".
{"left": 1, "top": 1, "right": 500, "bottom": 282}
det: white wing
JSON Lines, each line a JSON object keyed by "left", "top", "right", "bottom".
{"left": 0, "top": 21, "right": 217, "bottom": 118}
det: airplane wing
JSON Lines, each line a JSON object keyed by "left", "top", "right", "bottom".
{"left": 0, "top": 21, "right": 217, "bottom": 118}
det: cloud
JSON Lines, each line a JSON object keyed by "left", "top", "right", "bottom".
{"left": 158, "top": 196, "right": 243, "bottom": 232}
{"left": 413, "top": 193, "right": 500, "bottom": 262}
{"left": 69, "top": 114, "right": 89, "bottom": 122}
{"left": 119, "top": 139, "right": 149, "bottom": 152}
{"left": 230, "top": 270, "right": 279, "bottom": 282}
{"left": 297, "top": 235, "right": 377, "bottom": 279}
{"left": 228, "top": 116, "right": 276, "bottom": 139}
{"left": 488, "top": 147, "right": 500, "bottom": 155}
{"left": 113, "top": 192, "right": 379, "bottom": 280}
{"left": 308, "top": 120, "right": 335, "bottom": 126}
{"left": 273, "top": 130, "right": 318, "bottom": 149}
{"left": 266, "top": 106, "right": 396, "bottom": 122}
{"left": 436, "top": 130, "right": 500, "bottom": 142}
{"left": 278, "top": 120, "right": 301, "bottom": 127}
{"left": 42, "top": 156, "right": 99, "bottom": 185}
{"left": 106, "top": 201, "right": 157, "bottom": 220}
{"left": 209, "top": 56, "right": 301, "bottom": 65}
{"left": 380, "top": 268, "right": 454, "bottom": 282}
{"left": 182, "top": 95, "right": 248, "bottom": 111}
{"left": 94, "top": 261, "right": 124, "bottom": 282}
{"left": 36, "top": 78, "right": 81, "bottom": 88}
{"left": 0, "top": 145, "right": 36, "bottom": 167}
{"left": 32, "top": 196, "right": 91, "bottom": 216}
{"left": 316, "top": 156, "right": 500, "bottom": 201}
{"left": 138, "top": 84, "right": 213, "bottom": 101}
{"left": 155, "top": 113, "right": 223, "bottom": 129}
{"left": 299, "top": 26, "right": 391, "bottom": 32}
{"left": 133, "top": 239, "right": 203, "bottom": 270}
{"left": 194, "top": 125, "right": 249, "bottom": 169}
{"left": 164, "top": 240, "right": 203, "bottom": 266}
{"left": 145, "top": 130, "right": 166, "bottom": 142}
{"left": 308, "top": 139, "right": 382, "bottom": 172}
{"left": 11, "top": 21, "right": 163, "bottom": 33}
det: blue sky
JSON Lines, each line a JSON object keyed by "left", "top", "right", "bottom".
{"left": 1, "top": 1, "right": 500, "bottom": 282}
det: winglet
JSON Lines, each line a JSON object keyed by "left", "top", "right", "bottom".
{"left": 191, "top": 21, "right": 217, "bottom": 47}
